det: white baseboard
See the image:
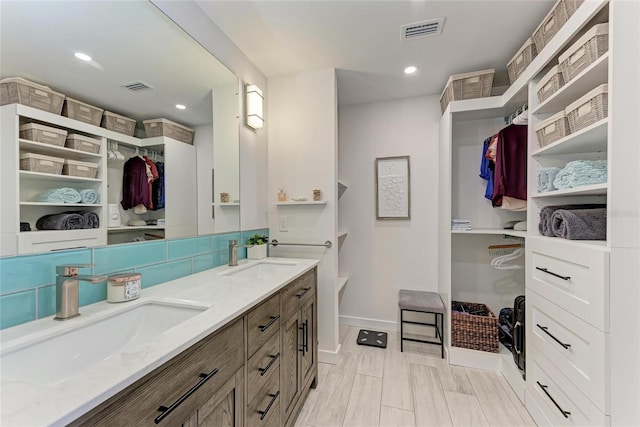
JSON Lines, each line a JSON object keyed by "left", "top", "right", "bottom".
{"left": 339, "top": 315, "right": 397, "bottom": 332}
{"left": 318, "top": 344, "right": 341, "bottom": 365}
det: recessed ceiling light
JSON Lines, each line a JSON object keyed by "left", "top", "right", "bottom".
{"left": 404, "top": 66, "right": 417, "bottom": 74}
{"left": 74, "top": 52, "right": 92, "bottom": 62}
{"left": 175, "top": 104, "right": 186, "bottom": 110}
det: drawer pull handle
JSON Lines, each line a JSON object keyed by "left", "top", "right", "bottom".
{"left": 303, "top": 319, "right": 309, "bottom": 353}
{"left": 536, "top": 267, "right": 571, "bottom": 281}
{"left": 537, "top": 381, "right": 571, "bottom": 418}
{"left": 155, "top": 368, "right": 219, "bottom": 424}
{"left": 536, "top": 324, "right": 571, "bottom": 349}
{"left": 258, "top": 390, "right": 280, "bottom": 420}
{"left": 259, "top": 315, "right": 280, "bottom": 332}
{"left": 259, "top": 352, "right": 281, "bottom": 376}
{"left": 296, "top": 287, "right": 311, "bottom": 299}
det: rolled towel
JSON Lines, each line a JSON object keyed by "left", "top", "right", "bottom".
{"left": 537, "top": 167, "right": 562, "bottom": 192}
{"left": 553, "top": 160, "right": 607, "bottom": 190}
{"left": 36, "top": 213, "right": 84, "bottom": 230}
{"left": 36, "top": 188, "right": 81, "bottom": 203}
{"left": 79, "top": 189, "right": 99, "bottom": 204}
{"left": 538, "top": 204, "right": 606, "bottom": 236}
{"left": 551, "top": 208, "right": 607, "bottom": 240}
{"left": 81, "top": 212, "right": 100, "bottom": 229}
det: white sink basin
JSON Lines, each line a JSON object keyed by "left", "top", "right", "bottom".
{"left": 222, "top": 261, "right": 297, "bottom": 280}
{"left": 1, "top": 301, "right": 208, "bottom": 386}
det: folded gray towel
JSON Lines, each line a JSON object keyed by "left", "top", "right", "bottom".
{"left": 36, "top": 213, "right": 84, "bottom": 230}
{"left": 551, "top": 208, "right": 607, "bottom": 240}
{"left": 81, "top": 212, "right": 99, "bottom": 228}
{"left": 538, "top": 204, "right": 606, "bottom": 236}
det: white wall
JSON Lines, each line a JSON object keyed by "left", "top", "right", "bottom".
{"left": 267, "top": 68, "right": 340, "bottom": 362}
{"left": 338, "top": 95, "right": 441, "bottom": 330}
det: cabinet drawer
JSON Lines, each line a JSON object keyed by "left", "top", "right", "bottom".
{"left": 18, "top": 228, "right": 105, "bottom": 254}
{"left": 527, "top": 237, "right": 609, "bottom": 331}
{"left": 528, "top": 349, "right": 609, "bottom": 426}
{"left": 248, "top": 292, "right": 281, "bottom": 357}
{"left": 248, "top": 330, "right": 281, "bottom": 403}
{"left": 528, "top": 290, "right": 608, "bottom": 412}
{"left": 72, "top": 318, "right": 244, "bottom": 426}
{"left": 282, "top": 268, "right": 316, "bottom": 319}
{"left": 247, "top": 366, "right": 281, "bottom": 426}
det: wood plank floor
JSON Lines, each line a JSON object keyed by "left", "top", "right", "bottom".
{"left": 295, "top": 325, "right": 535, "bottom": 427}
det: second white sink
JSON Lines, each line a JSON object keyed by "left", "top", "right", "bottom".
{"left": 222, "top": 261, "right": 297, "bottom": 280}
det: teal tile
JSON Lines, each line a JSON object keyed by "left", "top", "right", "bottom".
{"left": 168, "top": 236, "right": 213, "bottom": 260}
{"left": 93, "top": 241, "right": 166, "bottom": 274}
{"left": 137, "top": 259, "right": 192, "bottom": 288}
{"left": 0, "top": 290, "right": 36, "bottom": 329}
{"left": 79, "top": 280, "right": 108, "bottom": 307}
{"left": 0, "top": 249, "right": 92, "bottom": 293}
{"left": 213, "top": 232, "right": 241, "bottom": 251}
{"left": 193, "top": 253, "right": 215, "bottom": 273}
{"left": 37, "top": 285, "right": 56, "bottom": 318}
{"left": 215, "top": 250, "right": 229, "bottom": 267}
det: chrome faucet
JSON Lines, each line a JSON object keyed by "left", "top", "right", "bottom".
{"left": 228, "top": 240, "right": 251, "bottom": 267}
{"left": 54, "top": 264, "right": 107, "bottom": 320}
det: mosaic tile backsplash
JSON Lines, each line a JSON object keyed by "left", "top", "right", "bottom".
{"left": 0, "top": 229, "right": 268, "bottom": 330}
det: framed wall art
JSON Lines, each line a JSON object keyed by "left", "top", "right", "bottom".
{"left": 375, "top": 155, "right": 410, "bottom": 220}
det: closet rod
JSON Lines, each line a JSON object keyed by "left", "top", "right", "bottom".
{"left": 488, "top": 243, "right": 523, "bottom": 249}
{"left": 269, "top": 239, "right": 332, "bottom": 249}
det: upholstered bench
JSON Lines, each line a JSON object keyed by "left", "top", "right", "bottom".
{"left": 398, "top": 289, "right": 445, "bottom": 358}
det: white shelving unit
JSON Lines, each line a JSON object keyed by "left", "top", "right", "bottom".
{"left": 337, "top": 276, "right": 348, "bottom": 292}
{"left": 275, "top": 201, "right": 327, "bottom": 206}
{"left": 337, "top": 179, "right": 348, "bottom": 293}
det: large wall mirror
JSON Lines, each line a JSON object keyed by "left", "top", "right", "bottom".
{"left": 0, "top": 0, "right": 240, "bottom": 251}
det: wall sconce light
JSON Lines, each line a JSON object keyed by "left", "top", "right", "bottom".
{"left": 246, "top": 84, "right": 264, "bottom": 130}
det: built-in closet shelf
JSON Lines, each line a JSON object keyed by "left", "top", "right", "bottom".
{"left": 338, "top": 231, "right": 348, "bottom": 239}
{"left": 19, "top": 139, "right": 102, "bottom": 160}
{"left": 275, "top": 201, "right": 327, "bottom": 206}
{"left": 19, "top": 171, "right": 102, "bottom": 183}
{"left": 533, "top": 53, "right": 609, "bottom": 115}
{"left": 532, "top": 119, "right": 608, "bottom": 157}
{"left": 107, "top": 226, "right": 165, "bottom": 233}
{"left": 531, "top": 183, "right": 607, "bottom": 198}
{"left": 20, "top": 202, "right": 101, "bottom": 207}
{"left": 337, "top": 276, "right": 348, "bottom": 292}
{"left": 529, "top": 235, "right": 608, "bottom": 248}
{"left": 337, "top": 180, "right": 347, "bottom": 198}
{"left": 212, "top": 202, "right": 240, "bottom": 207}
{"left": 451, "top": 229, "right": 527, "bottom": 238}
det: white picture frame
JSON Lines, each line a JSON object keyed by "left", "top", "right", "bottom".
{"left": 375, "top": 156, "right": 410, "bottom": 220}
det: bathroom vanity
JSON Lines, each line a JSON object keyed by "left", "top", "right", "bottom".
{"left": 0, "top": 258, "right": 318, "bottom": 427}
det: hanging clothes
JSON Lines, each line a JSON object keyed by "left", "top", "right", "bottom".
{"left": 492, "top": 124, "right": 528, "bottom": 208}
{"left": 480, "top": 137, "right": 495, "bottom": 202}
{"left": 151, "top": 161, "right": 165, "bottom": 210}
{"left": 121, "top": 156, "right": 150, "bottom": 210}
{"left": 143, "top": 156, "right": 159, "bottom": 210}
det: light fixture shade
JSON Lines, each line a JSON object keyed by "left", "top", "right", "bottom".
{"left": 246, "top": 84, "right": 264, "bottom": 130}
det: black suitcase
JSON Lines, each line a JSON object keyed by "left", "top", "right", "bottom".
{"left": 512, "top": 295, "right": 525, "bottom": 374}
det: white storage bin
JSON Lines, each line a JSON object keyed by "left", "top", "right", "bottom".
{"left": 558, "top": 23, "right": 609, "bottom": 82}
{"left": 19, "top": 153, "right": 64, "bottom": 174}
{"left": 62, "top": 97, "right": 103, "bottom": 126}
{"left": 143, "top": 118, "right": 194, "bottom": 144}
{"left": 63, "top": 159, "right": 98, "bottom": 178}
{"left": 535, "top": 111, "right": 570, "bottom": 147}
{"left": 102, "top": 111, "right": 136, "bottom": 136}
{"left": 19, "top": 123, "right": 67, "bottom": 147}
{"left": 565, "top": 84, "right": 608, "bottom": 132}
{"left": 65, "top": 134, "right": 101, "bottom": 154}
{"left": 507, "top": 38, "right": 537, "bottom": 84}
{"left": 532, "top": 0, "right": 568, "bottom": 53}
{"left": 536, "top": 65, "right": 565, "bottom": 103}
{"left": 0, "top": 77, "right": 65, "bottom": 114}
{"left": 439, "top": 69, "right": 495, "bottom": 113}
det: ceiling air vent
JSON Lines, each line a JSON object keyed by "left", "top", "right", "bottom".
{"left": 121, "top": 81, "right": 154, "bottom": 92}
{"left": 401, "top": 18, "right": 445, "bottom": 41}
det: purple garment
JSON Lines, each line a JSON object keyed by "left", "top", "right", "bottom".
{"left": 121, "top": 156, "right": 150, "bottom": 210}
{"left": 492, "top": 124, "right": 528, "bottom": 206}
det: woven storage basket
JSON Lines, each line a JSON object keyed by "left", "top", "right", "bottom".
{"left": 536, "top": 65, "right": 565, "bottom": 103}
{"left": 535, "top": 111, "right": 570, "bottom": 147}
{"left": 508, "top": 38, "right": 537, "bottom": 84}
{"left": 564, "top": 0, "right": 585, "bottom": 19}
{"left": 451, "top": 301, "right": 498, "bottom": 353}
{"left": 565, "top": 84, "right": 608, "bottom": 133}
{"left": 533, "top": 0, "right": 568, "bottom": 53}
{"left": 440, "top": 69, "right": 494, "bottom": 113}
{"left": 0, "top": 77, "right": 65, "bottom": 114}
{"left": 558, "top": 23, "right": 609, "bottom": 82}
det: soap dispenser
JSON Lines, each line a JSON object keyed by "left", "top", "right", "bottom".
{"left": 277, "top": 188, "right": 287, "bottom": 202}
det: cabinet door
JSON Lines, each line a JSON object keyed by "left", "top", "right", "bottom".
{"left": 163, "top": 139, "right": 197, "bottom": 239}
{"left": 281, "top": 312, "right": 302, "bottom": 421}
{"left": 301, "top": 298, "right": 315, "bottom": 387}
{"left": 197, "top": 367, "right": 244, "bottom": 427}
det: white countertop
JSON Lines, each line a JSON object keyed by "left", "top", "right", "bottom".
{"left": 0, "top": 257, "right": 318, "bottom": 426}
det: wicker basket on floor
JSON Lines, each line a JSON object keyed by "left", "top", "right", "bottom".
{"left": 451, "top": 301, "right": 499, "bottom": 353}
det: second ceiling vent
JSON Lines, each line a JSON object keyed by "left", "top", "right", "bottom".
{"left": 401, "top": 18, "right": 446, "bottom": 41}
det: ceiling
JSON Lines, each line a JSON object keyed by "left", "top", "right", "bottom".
{"left": 0, "top": 1, "right": 237, "bottom": 127}
{"left": 196, "top": 0, "right": 554, "bottom": 106}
